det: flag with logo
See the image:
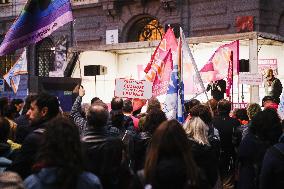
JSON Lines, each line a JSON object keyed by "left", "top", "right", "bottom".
{"left": 200, "top": 40, "right": 239, "bottom": 83}
{"left": 163, "top": 38, "right": 184, "bottom": 123}
{"left": 0, "top": 0, "right": 73, "bottom": 56}
{"left": 3, "top": 49, "right": 28, "bottom": 93}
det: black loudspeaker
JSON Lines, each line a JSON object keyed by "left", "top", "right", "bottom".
{"left": 239, "top": 59, "right": 249, "bottom": 72}
{"left": 84, "top": 65, "right": 107, "bottom": 76}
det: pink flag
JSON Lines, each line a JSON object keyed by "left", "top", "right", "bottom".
{"left": 200, "top": 40, "right": 239, "bottom": 83}
{"left": 226, "top": 51, "right": 233, "bottom": 97}
{"left": 152, "top": 50, "right": 173, "bottom": 97}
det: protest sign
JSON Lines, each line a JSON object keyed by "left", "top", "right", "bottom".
{"left": 115, "top": 78, "right": 152, "bottom": 99}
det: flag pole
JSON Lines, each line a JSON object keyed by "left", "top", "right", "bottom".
{"left": 179, "top": 27, "right": 213, "bottom": 114}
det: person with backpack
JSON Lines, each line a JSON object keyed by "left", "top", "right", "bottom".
{"left": 259, "top": 131, "right": 284, "bottom": 189}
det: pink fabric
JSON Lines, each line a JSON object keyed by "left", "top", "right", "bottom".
{"left": 131, "top": 115, "right": 139, "bottom": 130}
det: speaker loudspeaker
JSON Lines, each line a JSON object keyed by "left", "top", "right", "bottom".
{"left": 239, "top": 59, "right": 249, "bottom": 72}
{"left": 84, "top": 65, "right": 107, "bottom": 76}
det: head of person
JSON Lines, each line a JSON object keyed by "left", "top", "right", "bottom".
{"left": 250, "top": 108, "right": 282, "bottom": 144}
{"left": 262, "top": 96, "right": 278, "bottom": 110}
{"left": 246, "top": 103, "right": 261, "bottom": 120}
{"left": 217, "top": 99, "right": 231, "bottom": 116}
{"left": 87, "top": 102, "right": 109, "bottom": 129}
{"left": 122, "top": 99, "right": 133, "bottom": 114}
{"left": 206, "top": 98, "right": 218, "bottom": 117}
{"left": 111, "top": 97, "right": 123, "bottom": 111}
{"left": 0, "top": 97, "right": 8, "bottom": 116}
{"left": 234, "top": 108, "right": 249, "bottom": 124}
{"left": 0, "top": 117, "right": 10, "bottom": 143}
{"left": 188, "top": 104, "right": 212, "bottom": 125}
{"left": 3, "top": 105, "right": 18, "bottom": 120}
{"left": 143, "top": 109, "right": 167, "bottom": 134}
{"left": 111, "top": 109, "right": 124, "bottom": 129}
{"left": 184, "top": 99, "right": 200, "bottom": 116}
{"left": 36, "top": 117, "right": 83, "bottom": 188}
{"left": 21, "top": 95, "right": 37, "bottom": 116}
{"left": 184, "top": 116, "right": 209, "bottom": 145}
{"left": 144, "top": 120, "right": 197, "bottom": 189}
{"left": 90, "top": 97, "right": 101, "bottom": 105}
{"left": 26, "top": 93, "right": 60, "bottom": 124}
{"left": 11, "top": 99, "right": 24, "bottom": 113}
{"left": 146, "top": 97, "right": 161, "bottom": 113}
{"left": 266, "top": 68, "right": 274, "bottom": 78}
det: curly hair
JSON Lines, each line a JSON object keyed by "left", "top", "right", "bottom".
{"left": 246, "top": 103, "right": 261, "bottom": 120}
{"left": 146, "top": 97, "right": 161, "bottom": 113}
{"left": 36, "top": 117, "right": 83, "bottom": 189}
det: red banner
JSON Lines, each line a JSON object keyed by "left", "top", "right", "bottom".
{"left": 152, "top": 50, "right": 173, "bottom": 97}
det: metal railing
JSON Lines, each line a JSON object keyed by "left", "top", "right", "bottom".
{"left": 0, "top": 1, "right": 25, "bottom": 18}
{"left": 72, "top": 0, "right": 98, "bottom": 6}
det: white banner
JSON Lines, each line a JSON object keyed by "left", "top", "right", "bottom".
{"left": 115, "top": 78, "right": 152, "bottom": 99}
{"left": 239, "top": 72, "right": 263, "bottom": 85}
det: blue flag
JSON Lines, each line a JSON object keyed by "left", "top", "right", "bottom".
{"left": 163, "top": 64, "right": 185, "bottom": 123}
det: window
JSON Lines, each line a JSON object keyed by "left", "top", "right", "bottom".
{"left": 36, "top": 38, "right": 55, "bottom": 77}
{"left": 127, "top": 17, "right": 164, "bottom": 42}
{"left": 0, "top": 35, "right": 15, "bottom": 78}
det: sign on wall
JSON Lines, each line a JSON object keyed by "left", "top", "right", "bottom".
{"left": 258, "top": 59, "right": 278, "bottom": 76}
{"left": 106, "top": 29, "right": 118, "bottom": 44}
{"left": 239, "top": 72, "right": 263, "bottom": 85}
{"left": 114, "top": 78, "right": 152, "bottom": 99}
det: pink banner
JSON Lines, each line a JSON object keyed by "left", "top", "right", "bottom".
{"left": 200, "top": 40, "right": 239, "bottom": 83}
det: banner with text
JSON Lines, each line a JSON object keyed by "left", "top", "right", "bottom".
{"left": 115, "top": 78, "right": 152, "bottom": 99}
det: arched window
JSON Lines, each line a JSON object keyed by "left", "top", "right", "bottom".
{"left": 127, "top": 17, "right": 164, "bottom": 42}
{"left": 36, "top": 38, "right": 55, "bottom": 77}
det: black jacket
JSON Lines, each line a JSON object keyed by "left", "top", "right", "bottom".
{"left": 188, "top": 138, "right": 218, "bottom": 187}
{"left": 206, "top": 79, "right": 226, "bottom": 101}
{"left": 7, "top": 121, "right": 47, "bottom": 179}
{"left": 81, "top": 126, "right": 126, "bottom": 189}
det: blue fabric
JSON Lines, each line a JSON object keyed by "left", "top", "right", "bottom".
{"left": 24, "top": 167, "right": 102, "bottom": 189}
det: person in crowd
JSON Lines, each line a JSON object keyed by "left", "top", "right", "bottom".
{"left": 123, "top": 99, "right": 139, "bottom": 131}
{"left": 11, "top": 99, "right": 24, "bottom": 118}
{"left": 24, "top": 117, "right": 102, "bottom": 189}
{"left": 259, "top": 128, "right": 284, "bottom": 189}
{"left": 184, "top": 116, "right": 219, "bottom": 188}
{"left": 132, "top": 109, "right": 167, "bottom": 172}
{"left": 233, "top": 108, "right": 249, "bottom": 125}
{"left": 3, "top": 105, "right": 18, "bottom": 141}
{"left": 15, "top": 95, "right": 37, "bottom": 144}
{"left": 81, "top": 101, "right": 131, "bottom": 189}
{"left": 238, "top": 109, "right": 282, "bottom": 189}
{"left": 184, "top": 99, "right": 200, "bottom": 119}
{"left": 264, "top": 68, "right": 282, "bottom": 104}
{"left": 142, "top": 119, "right": 198, "bottom": 189}
{"left": 0, "top": 171, "right": 24, "bottom": 189}
{"left": 262, "top": 96, "right": 279, "bottom": 110}
{"left": 0, "top": 97, "right": 8, "bottom": 117}
{"left": 0, "top": 117, "right": 13, "bottom": 172}
{"left": 206, "top": 79, "right": 226, "bottom": 101}
{"left": 211, "top": 99, "right": 241, "bottom": 184}
{"left": 241, "top": 103, "right": 261, "bottom": 139}
{"left": 206, "top": 98, "right": 218, "bottom": 117}
{"left": 8, "top": 93, "right": 60, "bottom": 179}
{"left": 138, "top": 97, "right": 161, "bottom": 131}
{"left": 189, "top": 104, "right": 220, "bottom": 154}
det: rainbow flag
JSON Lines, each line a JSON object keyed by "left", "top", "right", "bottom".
{"left": 0, "top": 0, "right": 73, "bottom": 56}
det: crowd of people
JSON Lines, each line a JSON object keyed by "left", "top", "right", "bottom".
{"left": 0, "top": 84, "right": 283, "bottom": 189}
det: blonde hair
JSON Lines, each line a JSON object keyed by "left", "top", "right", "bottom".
{"left": 184, "top": 117, "right": 209, "bottom": 145}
